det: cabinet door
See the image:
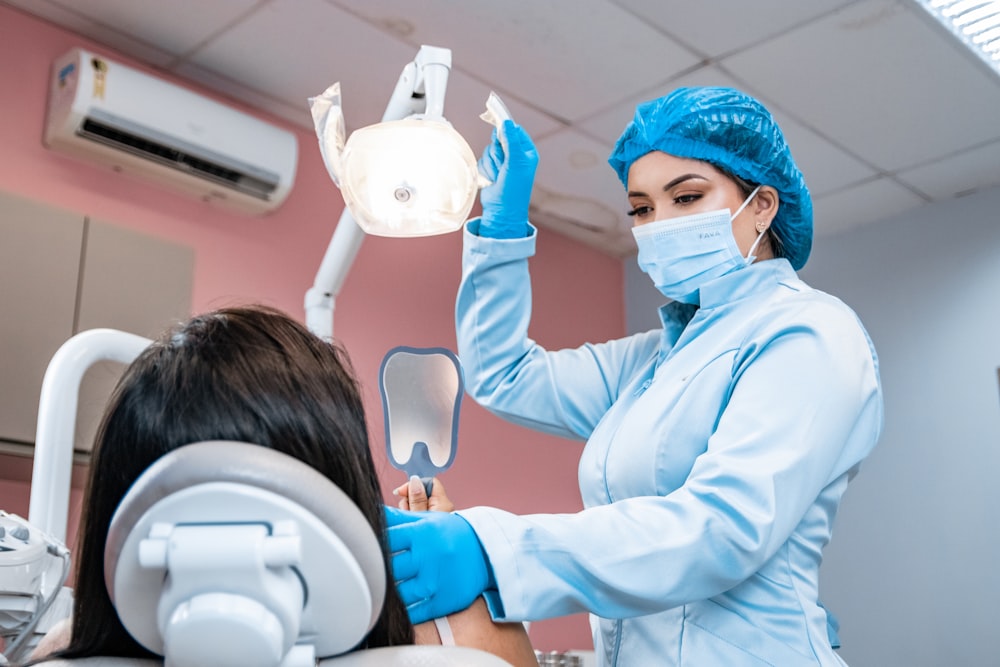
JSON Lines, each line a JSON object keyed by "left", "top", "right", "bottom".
{"left": 73, "top": 219, "right": 194, "bottom": 452}
{"left": 0, "top": 191, "right": 83, "bottom": 445}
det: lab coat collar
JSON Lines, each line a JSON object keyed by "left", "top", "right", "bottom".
{"left": 696, "top": 258, "right": 797, "bottom": 310}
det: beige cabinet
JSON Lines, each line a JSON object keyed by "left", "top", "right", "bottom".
{"left": 0, "top": 193, "right": 83, "bottom": 446}
{"left": 0, "top": 190, "right": 194, "bottom": 457}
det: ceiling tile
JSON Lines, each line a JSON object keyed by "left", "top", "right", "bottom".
{"left": 335, "top": 0, "right": 701, "bottom": 122}
{"left": 612, "top": 0, "right": 856, "bottom": 58}
{"left": 722, "top": 0, "right": 1000, "bottom": 172}
{"left": 896, "top": 140, "right": 1000, "bottom": 200}
{"left": 188, "top": 0, "right": 419, "bottom": 132}
{"left": 425, "top": 69, "right": 564, "bottom": 161}
{"left": 4, "top": 0, "right": 176, "bottom": 67}
{"left": 578, "top": 64, "right": 877, "bottom": 198}
{"left": 173, "top": 61, "right": 314, "bottom": 129}
{"left": 769, "top": 109, "right": 878, "bottom": 198}
{"left": 531, "top": 128, "right": 634, "bottom": 248}
{"left": 577, "top": 65, "right": 745, "bottom": 146}
{"left": 48, "top": 0, "right": 261, "bottom": 58}
{"left": 812, "top": 176, "right": 926, "bottom": 237}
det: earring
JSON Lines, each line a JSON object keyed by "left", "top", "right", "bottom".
{"left": 755, "top": 221, "right": 767, "bottom": 233}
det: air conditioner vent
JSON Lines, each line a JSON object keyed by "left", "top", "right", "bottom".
{"left": 79, "top": 118, "right": 277, "bottom": 200}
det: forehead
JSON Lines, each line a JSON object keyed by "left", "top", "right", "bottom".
{"left": 626, "top": 151, "right": 725, "bottom": 190}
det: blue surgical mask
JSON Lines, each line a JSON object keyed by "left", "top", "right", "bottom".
{"left": 631, "top": 186, "right": 763, "bottom": 305}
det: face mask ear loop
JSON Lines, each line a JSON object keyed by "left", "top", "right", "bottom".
{"left": 730, "top": 184, "right": 762, "bottom": 220}
{"left": 730, "top": 185, "right": 764, "bottom": 264}
{"left": 745, "top": 228, "right": 767, "bottom": 265}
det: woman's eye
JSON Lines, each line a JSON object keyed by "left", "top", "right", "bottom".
{"left": 626, "top": 205, "right": 653, "bottom": 217}
{"left": 674, "top": 194, "right": 701, "bottom": 205}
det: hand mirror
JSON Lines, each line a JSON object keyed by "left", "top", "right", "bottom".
{"left": 378, "top": 346, "right": 463, "bottom": 495}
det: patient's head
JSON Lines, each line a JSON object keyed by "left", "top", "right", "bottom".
{"left": 58, "top": 305, "right": 413, "bottom": 659}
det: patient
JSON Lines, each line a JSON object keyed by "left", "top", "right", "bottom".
{"left": 31, "top": 305, "right": 537, "bottom": 666}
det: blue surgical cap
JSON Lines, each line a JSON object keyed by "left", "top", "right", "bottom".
{"left": 609, "top": 86, "right": 813, "bottom": 270}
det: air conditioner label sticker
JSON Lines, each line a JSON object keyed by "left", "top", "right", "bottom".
{"left": 91, "top": 57, "right": 108, "bottom": 100}
{"left": 57, "top": 62, "right": 75, "bottom": 88}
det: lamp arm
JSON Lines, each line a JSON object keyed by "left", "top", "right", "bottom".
{"left": 304, "top": 208, "right": 364, "bottom": 342}
{"left": 304, "top": 45, "right": 453, "bottom": 338}
{"left": 411, "top": 45, "right": 452, "bottom": 120}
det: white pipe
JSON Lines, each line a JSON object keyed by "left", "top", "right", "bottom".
{"left": 414, "top": 45, "right": 451, "bottom": 120}
{"left": 304, "top": 209, "right": 365, "bottom": 341}
{"left": 29, "top": 328, "right": 151, "bottom": 543}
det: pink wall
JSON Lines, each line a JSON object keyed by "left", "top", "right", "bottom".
{"left": 0, "top": 5, "right": 625, "bottom": 652}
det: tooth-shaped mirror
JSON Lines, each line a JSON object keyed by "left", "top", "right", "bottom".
{"left": 379, "top": 347, "right": 463, "bottom": 493}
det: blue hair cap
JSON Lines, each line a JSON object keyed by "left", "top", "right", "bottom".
{"left": 609, "top": 86, "right": 813, "bottom": 270}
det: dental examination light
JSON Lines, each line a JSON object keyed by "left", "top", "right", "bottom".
{"left": 305, "top": 45, "right": 510, "bottom": 339}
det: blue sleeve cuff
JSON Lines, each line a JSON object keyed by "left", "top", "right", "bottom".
{"left": 481, "top": 590, "right": 507, "bottom": 620}
{"left": 466, "top": 217, "right": 536, "bottom": 241}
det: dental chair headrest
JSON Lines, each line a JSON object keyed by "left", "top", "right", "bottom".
{"left": 103, "top": 441, "right": 386, "bottom": 667}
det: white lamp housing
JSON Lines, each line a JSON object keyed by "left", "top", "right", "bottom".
{"left": 335, "top": 118, "right": 479, "bottom": 237}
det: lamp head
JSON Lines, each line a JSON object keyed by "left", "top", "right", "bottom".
{"left": 310, "top": 81, "right": 484, "bottom": 238}
{"left": 338, "top": 118, "right": 480, "bottom": 237}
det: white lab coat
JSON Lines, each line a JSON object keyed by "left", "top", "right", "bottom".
{"left": 455, "top": 223, "right": 882, "bottom": 666}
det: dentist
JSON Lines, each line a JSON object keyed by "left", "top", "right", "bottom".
{"left": 387, "top": 87, "right": 883, "bottom": 666}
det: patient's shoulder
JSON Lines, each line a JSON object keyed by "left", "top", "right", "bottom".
{"left": 414, "top": 597, "right": 537, "bottom": 666}
{"left": 28, "top": 616, "right": 73, "bottom": 661}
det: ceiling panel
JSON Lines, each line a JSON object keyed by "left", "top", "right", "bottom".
{"left": 172, "top": 60, "right": 315, "bottom": 129}
{"left": 188, "top": 0, "right": 418, "bottom": 132}
{"left": 723, "top": 0, "right": 1000, "bottom": 172}
{"left": 3, "top": 0, "right": 177, "bottom": 67}
{"left": 768, "top": 109, "right": 880, "bottom": 198}
{"left": 46, "top": 0, "right": 261, "bottom": 58}
{"left": 438, "top": 81, "right": 563, "bottom": 168}
{"left": 578, "top": 64, "right": 879, "bottom": 200}
{"left": 577, "top": 64, "right": 746, "bottom": 147}
{"left": 337, "top": 0, "right": 702, "bottom": 123}
{"left": 611, "top": 0, "right": 857, "bottom": 58}
{"left": 532, "top": 128, "right": 636, "bottom": 253}
{"left": 812, "top": 176, "right": 927, "bottom": 236}
{"left": 534, "top": 129, "right": 631, "bottom": 224}
{"left": 896, "top": 140, "right": 1000, "bottom": 199}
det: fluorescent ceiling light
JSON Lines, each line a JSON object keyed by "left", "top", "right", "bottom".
{"left": 916, "top": 0, "right": 1000, "bottom": 76}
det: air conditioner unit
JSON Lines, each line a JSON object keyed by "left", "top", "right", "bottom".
{"left": 44, "top": 48, "right": 298, "bottom": 215}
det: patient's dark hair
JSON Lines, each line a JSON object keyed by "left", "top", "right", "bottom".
{"left": 53, "top": 304, "right": 413, "bottom": 659}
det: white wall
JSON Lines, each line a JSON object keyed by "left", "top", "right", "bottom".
{"left": 623, "top": 186, "right": 1000, "bottom": 666}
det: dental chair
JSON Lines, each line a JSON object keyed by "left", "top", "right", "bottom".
{"left": 34, "top": 440, "right": 512, "bottom": 667}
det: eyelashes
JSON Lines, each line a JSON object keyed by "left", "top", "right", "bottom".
{"left": 626, "top": 206, "right": 652, "bottom": 217}
{"left": 628, "top": 193, "right": 704, "bottom": 217}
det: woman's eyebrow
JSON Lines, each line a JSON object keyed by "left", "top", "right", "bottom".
{"left": 627, "top": 173, "right": 708, "bottom": 198}
{"left": 662, "top": 173, "right": 707, "bottom": 191}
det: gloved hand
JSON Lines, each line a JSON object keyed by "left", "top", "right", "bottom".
{"left": 385, "top": 506, "right": 493, "bottom": 625}
{"left": 392, "top": 475, "right": 455, "bottom": 512}
{"left": 476, "top": 119, "right": 538, "bottom": 239}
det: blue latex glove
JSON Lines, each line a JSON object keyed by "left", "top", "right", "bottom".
{"left": 476, "top": 119, "right": 538, "bottom": 239}
{"left": 385, "top": 506, "right": 494, "bottom": 625}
